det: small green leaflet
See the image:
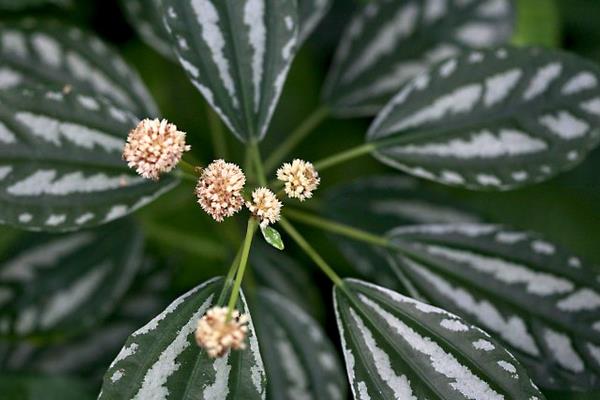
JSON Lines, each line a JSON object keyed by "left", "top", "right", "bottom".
{"left": 99, "top": 277, "right": 266, "bottom": 400}
{"left": 298, "top": 0, "right": 332, "bottom": 45}
{"left": 323, "top": 0, "right": 514, "bottom": 117}
{"left": 367, "top": 46, "right": 600, "bottom": 190}
{"left": 0, "top": 220, "right": 143, "bottom": 340}
{"left": 334, "top": 278, "right": 546, "bottom": 400}
{"left": 254, "top": 288, "right": 347, "bottom": 400}
{"left": 386, "top": 223, "right": 600, "bottom": 390}
{"left": 0, "top": 20, "right": 158, "bottom": 117}
{"left": 0, "top": 85, "right": 177, "bottom": 232}
{"left": 324, "top": 175, "right": 482, "bottom": 290}
{"left": 162, "top": 0, "right": 299, "bottom": 142}
{"left": 261, "top": 225, "right": 284, "bottom": 250}
{"left": 120, "top": 0, "right": 176, "bottom": 60}
{"left": 0, "top": 375, "right": 92, "bottom": 400}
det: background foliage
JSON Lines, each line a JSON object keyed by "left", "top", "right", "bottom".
{"left": 0, "top": 0, "right": 599, "bottom": 399}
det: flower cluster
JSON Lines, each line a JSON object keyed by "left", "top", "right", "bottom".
{"left": 123, "top": 118, "right": 190, "bottom": 180}
{"left": 277, "top": 159, "right": 320, "bottom": 201}
{"left": 246, "top": 188, "right": 282, "bottom": 228}
{"left": 195, "top": 307, "right": 249, "bottom": 358}
{"left": 195, "top": 160, "right": 246, "bottom": 222}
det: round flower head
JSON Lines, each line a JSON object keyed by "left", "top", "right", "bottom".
{"left": 195, "top": 306, "right": 249, "bottom": 358}
{"left": 276, "top": 159, "right": 320, "bottom": 201}
{"left": 123, "top": 118, "right": 190, "bottom": 180}
{"left": 247, "top": 187, "right": 282, "bottom": 228}
{"left": 196, "top": 160, "right": 246, "bottom": 222}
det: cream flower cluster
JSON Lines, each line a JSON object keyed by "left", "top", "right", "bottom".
{"left": 246, "top": 187, "right": 282, "bottom": 228}
{"left": 123, "top": 118, "right": 190, "bottom": 180}
{"left": 195, "top": 160, "right": 246, "bottom": 222}
{"left": 195, "top": 307, "right": 249, "bottom": 358}
{"left": 277, "top": 159, "right": 320, "bottom": 201}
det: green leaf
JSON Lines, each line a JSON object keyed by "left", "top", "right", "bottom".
{"left": 334, "top": 278, "right": 546, "bottom": 400}
{"left": 261, "top": 225, "right": 285, "bottom": 250}
{"left": 385, "top": 223, "right": 600, "bottom": 390}
{"left": 99, "top": 277, "right": 266, "bottom": 400}
{"left": 120, "top": 0, "right": 176, "bottom": 60}
{"left": 0, "top": 374, "right": 92, "bottom": 400}
{"left": 323, "top": 0, "right": 515, "bottom": 117}
{"left": 162, "top": 0, "right": 299, "bottom": 142}
{"left": 324, "top": 175, "right": 482, "bottom": 288}
{"left": 367, "top": 46, "right": 600, "bottom": 191}
{"left": 254, "top": 288, "right": 347, "bottom": 400}
{"left": 298, "top": 0, "right": 332, "bottom": 45}
{"left": 251, "top": 241, "right": 323, "bottom": 315}
{"left": 0, "top": 259, "right": 172, "bottom": 379}
{"left": 0, "top": 20, "right": 158, "bottom": 117}
{"left": 0, "top": 220, "right": 143, "bottom": 340}
{"left": 512, "top": 0, "right": 561, "bottom": 47}
{"left": 0, "top": 85, "right": 177, "bottom": 232}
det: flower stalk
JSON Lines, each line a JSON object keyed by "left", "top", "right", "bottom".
{"left": 226, "top": 218, "right": 258, "bottom": 320}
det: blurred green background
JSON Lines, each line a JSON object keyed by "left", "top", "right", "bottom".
{"left": 1, "top": 0, "right": 600, "bottom": 398}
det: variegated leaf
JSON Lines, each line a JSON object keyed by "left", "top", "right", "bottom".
{"left": 163, "top": 0, "right": 299, "bottom": 142}
{"left": 324, "top": 175, "right": 482, "bottom": 289}
{"left": 0, "top": 20, "right": 158, "bottom": 117}
{"left": 334, "top": 278, "right": 546, "bottom": 400}
{"left": 99, "top": 277, "right": 266, "bottom": 400}
{"left": 323, "top": 0, "right": 514, "bottom": 117}
{"left": 387, "top": 224, "right": 600, "bottom": 390}
{"left": 0, "top": 220, "right": 143, "bottom": 339}
{"left": 0, "top": 260, "right": 171, "bottom": 379}
{"left": 0, "top": 85, "right": 176, "bottom": 232}
{"left": 120, "top": 0, "right": 175, "bottom": 60}
{"left": 0, "top": 375, "right": 92, "bottom": 400}
{"left": 254, "top": 288, "right": 347, "bottom": 400}
{"left": 368, "top": 46, "right": 600, "bottom": 190}
{"left": 298, "top": 0, "right": 332, "bottom": 45}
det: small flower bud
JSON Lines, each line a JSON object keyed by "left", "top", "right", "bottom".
{"left": 123, "top": 118, "right": 190, "bottom": 180}
{"left": 247, "top": 187, "right": 282, "bottom": 228}
{"left": 195, "top": 306, "right": 249, "bottom": 358}
{"left": 196, "top": 160, "right": 246, "bottom": 222}
{"left": 276, "top": 159, "right": 320, "bottom": 201}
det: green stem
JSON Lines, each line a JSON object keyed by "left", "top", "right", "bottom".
{"left": 264, "top": 106, "right": 330, "bottom": 172}
{"left": 226, "top": 218, "right": 258, "bottom": 319}
{"left": 179, "top": 159, "right": 199, "bottom": 176}
{"left": 313, "top": 142, "right": 375, "bottom": 171}
{"left": 206, "top": 106, "right": 228, "bottom": 159}
{"left": 217, "top": 248, "right": 242, "bottom": 306}
{"left": 249, "top": 140, "right": 268, "bottom": 186}
{"left": 279, "top": 217, "right": 344, "bottom": 287}
{"left": 284, "top": 208, "right": 390, "bottom": 248}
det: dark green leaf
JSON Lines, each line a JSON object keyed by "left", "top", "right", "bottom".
{"left": 368, "top": 46, "right": 600, "bottom": 190}
{"left": 0, "top": 85, "right": 177, "bottom": 232}
{"left": 251, "top": 241, "right": 322, "bottom": 315}
{"left": 386, "top": 223, "right": 600, "bottom": 390}
{"left": 334, "top": 278, "right": 546, "bottom": 399}
{"left": 298, "top": 0, "right": 332, "bottom": 45}
{"left": 254, "top": 288, "right": 347, "bottom": 400}
{"left": 323, "top": 0, "right": 515, "bottom": 116}
{"left": 0, "top": 220, "right": 144, "bottom": 340}
{"left": 0, "top": 20, "right": 158, "bottom": 117}
{"left": 120, "top": 0, "right": 176, "bottom": 60}
{"left": 324, "top": 175, "right": 482, "bottom": 289}
{"left": 0, "top": 374, "right": 92, "bottom": 400}
{"left": 261, "top": 225, "right": 284, "bottom": 250}
{"left": 99, "top": 277, "right": 266, "bottom": 400}
{"left": 162, "top": 0, "right": 299, "bottom": 142}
